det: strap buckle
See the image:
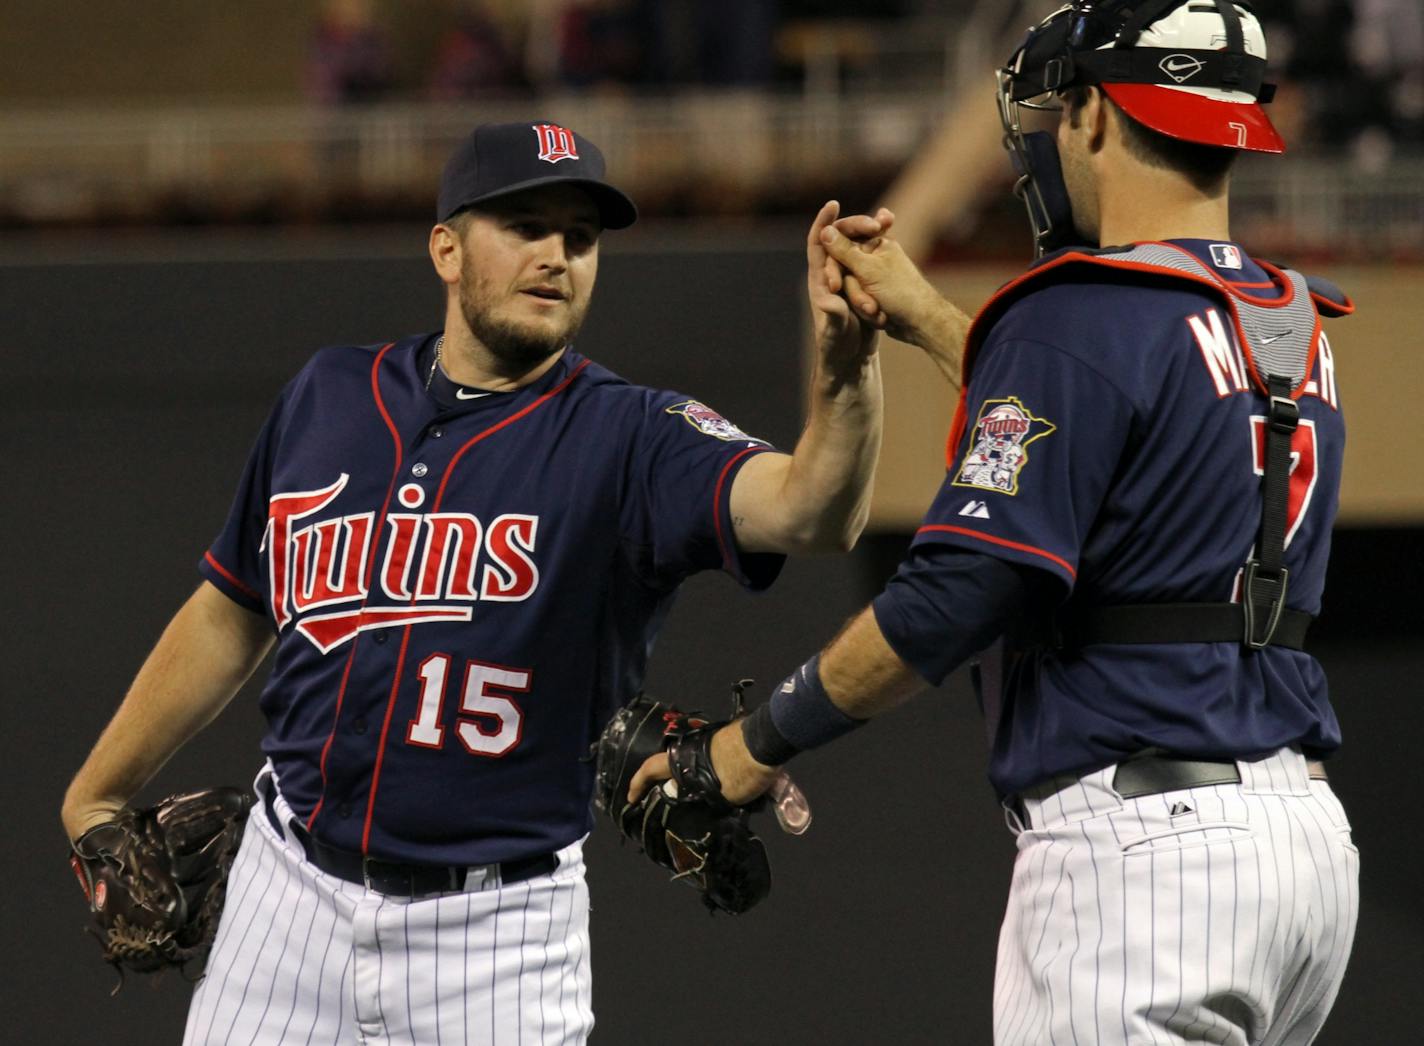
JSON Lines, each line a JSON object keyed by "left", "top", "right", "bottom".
{"left": 1242, "top": 559, "right": 1290, "bottom": 649}
{"left": 1268, "top": 393, "right": 1300, "bottom": 433}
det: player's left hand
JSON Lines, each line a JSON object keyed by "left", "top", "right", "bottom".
{"left": 628, "top": 720, "right": 779, "bottom": 808}
{"left": 807, "top": 201, "right": 880, "bottom": 377}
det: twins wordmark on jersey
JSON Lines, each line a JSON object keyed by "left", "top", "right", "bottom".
{"left": 198, "top": 340, "right": 783, "bottom": 861}
{"left": 250, "top": 471, "right": 540, "bottom": 654}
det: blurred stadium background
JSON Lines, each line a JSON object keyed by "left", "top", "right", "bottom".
{"left": 5, "top": 2, "right": 1420, "bottom": 1043}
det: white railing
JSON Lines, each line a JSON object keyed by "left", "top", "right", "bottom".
{"left": 0, "top": 94, "right": 950, "bottom": 223}
{"left": 1232, "top": 157, "right": 1424, "bottom": 257}
{"left": 2, "top": 93, "right": 1421, "bottom": 257}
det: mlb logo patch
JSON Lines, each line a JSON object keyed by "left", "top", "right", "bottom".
{"left": 1209, "top": 243, "right": 1243, "bottom": 270}
{"left": 665, "top": 400, "right": 764, "bottom": 443}
{"left": 951, "top": 397, "right": 1055, "bottom": 496}
{"left": 533, "top": 123, "right": 579, "bottom": 164}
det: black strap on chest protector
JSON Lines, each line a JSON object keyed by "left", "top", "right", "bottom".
{"left": 1059, "top": 374, "right": 1311, "bottom": 652}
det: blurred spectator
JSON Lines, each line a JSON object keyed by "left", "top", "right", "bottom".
{"left": 1352, "top": 0, "right": 1424, "bottom": 146}
{"left": 1269, "top": 0, "right": 1363, "bottom": 147}
{"left": 644, "top": 0, "right": 778, "bottom": 87}
{"left": 429, "top": 0, "right": 525, "bottom": 99}
{"left": 525, "top": 0, "right": 644, "bottom": 90}
{"left": 307, "top": 0, "right": 394, "bottom": 106}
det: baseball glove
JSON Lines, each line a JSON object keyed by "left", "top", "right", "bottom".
{"left": 592, "top": 681, "right": 809, "bottom": 915}
{"left": 68, "top": 787, "right": 251, "bottom": 980}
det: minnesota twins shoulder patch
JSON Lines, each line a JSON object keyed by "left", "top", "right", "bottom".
{"left": 665, "top": 400, "right": 766, "bottom": 443}
{"left": 952, "top": 396, "right": 1055, "bottom": 495}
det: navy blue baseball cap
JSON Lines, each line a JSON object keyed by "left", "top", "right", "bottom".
{"left": 436, "top": 121, "right": 638, "bottom": 229}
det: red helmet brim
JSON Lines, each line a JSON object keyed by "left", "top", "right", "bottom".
{"left": 1103, "top": 82, "right": 1286, "bottom": 154}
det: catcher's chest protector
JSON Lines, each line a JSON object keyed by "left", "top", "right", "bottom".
{"left": 946, "top": 242, "right": 1353, "bottom": 464}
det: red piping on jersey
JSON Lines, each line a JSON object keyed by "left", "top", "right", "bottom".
{"left": 203, "top": 551, "right": 260, "bottom": 601}
{"left": 712, "top": 447, "right": 769, "bottom": 574}
{"left": 432, "top": 358, "right": 592, "bottom": 512}
{"left": 918, "top": 524, "right": 1077, "bottom": 579}
{"left": 362, "top": 623, "right": 417, "bottom": 852}
{"left": 307, "top": 343, "right": 401, "bottom": 833}
{"left": 359, "top": 355, "right": 589, "bottom": 854}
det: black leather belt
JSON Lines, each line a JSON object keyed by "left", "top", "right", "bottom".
{"left": 1113, "top": 754, "right": 1328, "bottom": 800}
{"left": 263, "top": 788, "right": 558, "bottom": 896}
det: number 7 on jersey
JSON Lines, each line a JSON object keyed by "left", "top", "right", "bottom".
{"left": 1249, "top": 414, "right": 1318, "bottom": 548}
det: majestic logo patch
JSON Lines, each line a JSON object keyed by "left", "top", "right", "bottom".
{"left": 952, "top": 397, "right": 1055, "bottom": 496}
{"left": 1209, "top": 243, "right": 1243, "bottom": 270}
{"left": 1159, "top": 54, "right": 1205, "bottom": 83}
{"left": 665, "top": 400, "right": 764, "bottom": 443}
{"left": 533, "top": 123, "right": 578, "bottom": 164}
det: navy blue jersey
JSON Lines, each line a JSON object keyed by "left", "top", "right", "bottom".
{"left": 913, "top": 241, "right": 1346, "bottom": 797}
{"left": 200, "top": 335, "right": 782, "bottom": 863}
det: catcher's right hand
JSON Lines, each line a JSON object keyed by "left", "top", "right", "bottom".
{"left": 592, "top": 682, "right": 809, "bottom": 915}
{"left": 69, "top": 786, "right": 250, "bottom": 978}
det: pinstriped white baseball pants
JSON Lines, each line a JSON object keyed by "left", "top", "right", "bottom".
{"left": 183, "top": 770, "right": 593, "bottom": 1045}
{"left": 993, "top": 747, "right": 1358, "bottom": 1046}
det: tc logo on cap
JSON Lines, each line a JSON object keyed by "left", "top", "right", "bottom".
{"left": 533, "top": 123, "right": 579, "bottom": 164}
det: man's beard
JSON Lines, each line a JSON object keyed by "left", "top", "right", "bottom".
{"left": 458, "top": 261, "right": 590, "bottom": 373}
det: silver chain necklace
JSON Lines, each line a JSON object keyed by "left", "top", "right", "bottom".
{"left": 425, "top": 335, "right": 444, "bottom": 391}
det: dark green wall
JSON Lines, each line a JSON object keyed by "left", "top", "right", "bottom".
{"left": 4, "top": 230, "right": 1415, "bottom": 1044}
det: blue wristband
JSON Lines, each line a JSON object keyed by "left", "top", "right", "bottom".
{"left": 764, "top": 653, "right": 866, "bottom": 755}
{"left": 741, "top": 704, "right": 800, "bottom": 766}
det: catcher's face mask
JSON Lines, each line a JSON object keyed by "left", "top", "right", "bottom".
{"left": 997, "top": 0, "right": 1281, "bottom": 257}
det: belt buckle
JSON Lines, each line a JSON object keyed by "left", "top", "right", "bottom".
{"left": 361, "top": 857, "right": 411, "bottom": 894}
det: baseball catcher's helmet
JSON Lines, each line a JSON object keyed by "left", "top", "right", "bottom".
{"left": 998, "top": 1, "right": 1282, "bottom": 255}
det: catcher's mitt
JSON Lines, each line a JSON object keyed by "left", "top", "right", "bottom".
{"left": 68, "top": 787, "right": 251, "bottom": 980}
{"left": 593, "top": 680, "right": 809, "bottom": 915}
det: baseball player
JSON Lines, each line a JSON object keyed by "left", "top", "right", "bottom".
{"left": 633, "top": 3, "right": 1360, "bottom": 1043}
{"left": 61, "top": 120, "right": 888, "bottom": 1043}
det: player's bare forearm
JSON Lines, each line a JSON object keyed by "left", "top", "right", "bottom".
{"left": 61, "top": 581, "right": 273, "bottom": 841}
{"left": 628, "top": 606, "right": 925, "bottom": 807}
{"left": 911, "top": 296, "right": 971, "bottom": 390}
{"left": 729, "top": 352, "right": 883, "bottom": 554}
{"left": 817, "top": 605, "right": 925, "bottom": 719}
{"left": 728, "top": 201, "right": 885, "bottom": 555}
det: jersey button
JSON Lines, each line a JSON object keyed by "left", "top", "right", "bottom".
{"left": 412, "top": 462, "right": 428, "bottom": 477}
{"left": 431, "top": 427, "right": 444, "bottom": 439}
{"left": 352, "top": 717, "right": 367, "bottom": 735}
{"left": 336, "top": 802, "right": 352, "bottom": 819}
{"left": 373, "top": 631, "right": 389, "bottom": 645}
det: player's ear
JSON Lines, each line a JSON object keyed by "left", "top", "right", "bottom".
{"left": 1086, "top": 87, "right": 1110, "bottom": 153}
{"left": 429, "top": 223, "right": 463, "bottom": 286}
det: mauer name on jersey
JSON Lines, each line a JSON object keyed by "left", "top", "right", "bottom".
{"left": 264, "top": 474, "right": 539, "bottom": 653}
{"left": 1187, "top": 308, "right": 1339, "bottom": 408}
